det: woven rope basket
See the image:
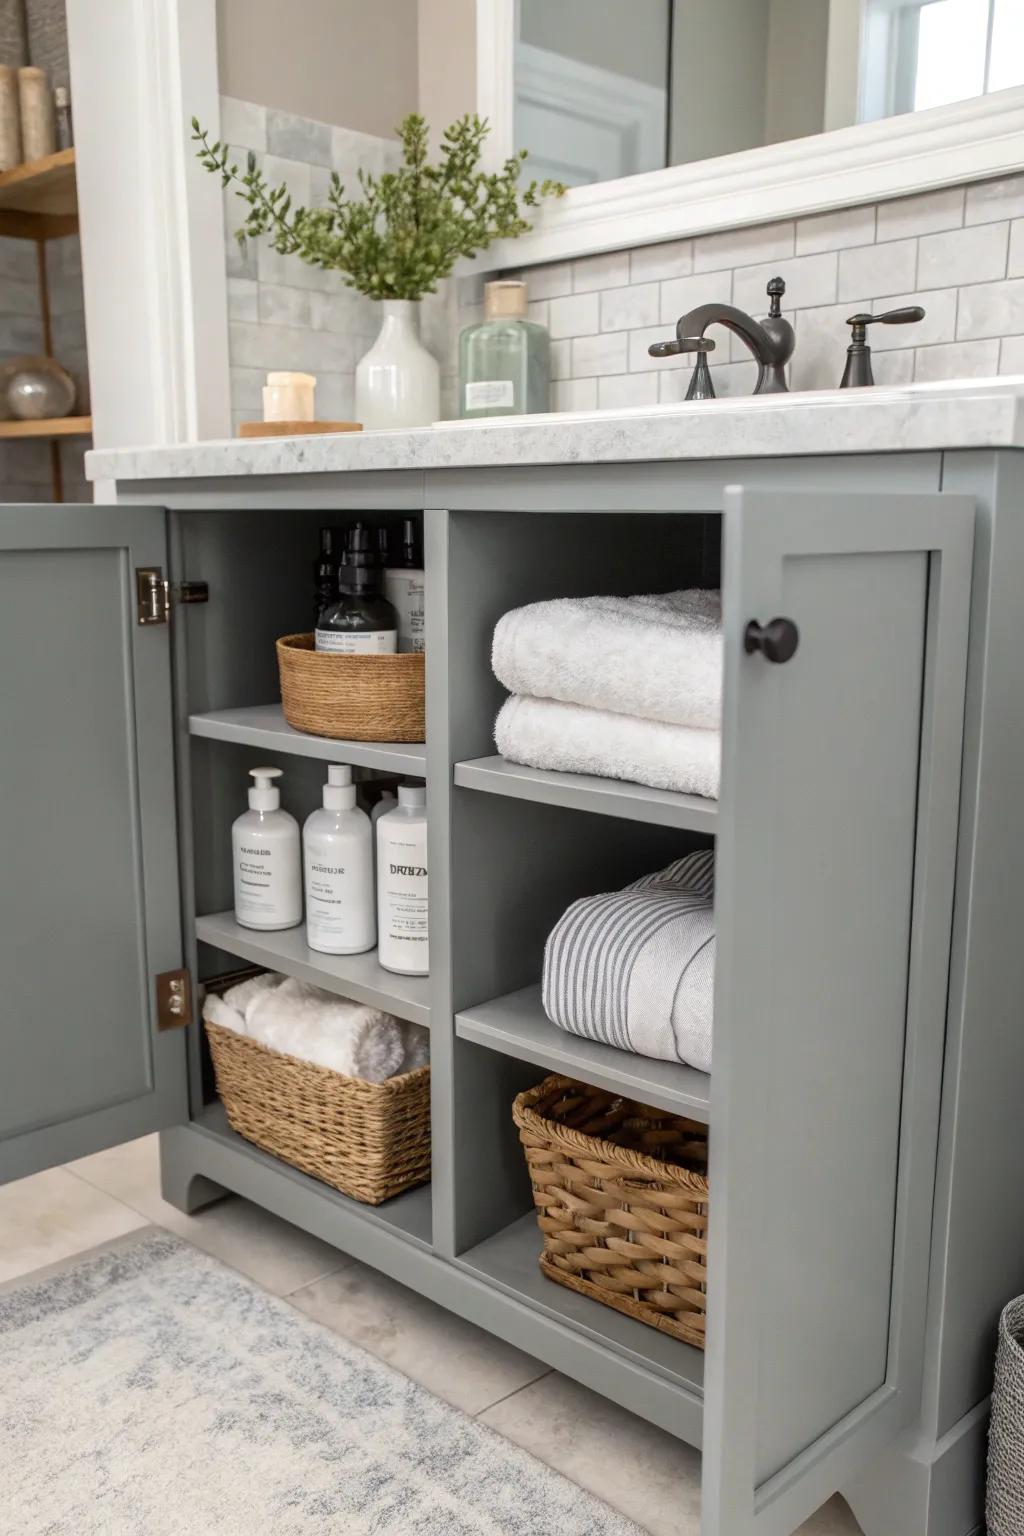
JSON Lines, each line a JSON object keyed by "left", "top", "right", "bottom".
{"left": 513, "top": 1074, "right": 709, "bottom": 1349}
{"left": 276, "top": 634, "right": 425, "bottom": 742}
{"left": 206, "top": 1019, "right": 431, "bottom": 1205}
{"left": 988, "top": 1295, "right": 1024, "bottom": 1535}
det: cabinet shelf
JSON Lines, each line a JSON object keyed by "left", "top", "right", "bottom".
{"left": 0, "top": 415, "right": 91, "bottom": 440}
{"left": 456, "top": 1213, "right": 705, "bottom": 1425}
{"left": 189, "top": 704, "right": 426, "bottom": 777}
{"left": 195, "top": 1101, "right": 433, "bottom": 1248}
{"left": 196, "top": 910, "right": 431, "bottom": 1027}
{"left": 454, "top": 755, "right": 718, "bottom": 832}
{"left": 456, "top": 983, "right": 711, "bottom": 1121}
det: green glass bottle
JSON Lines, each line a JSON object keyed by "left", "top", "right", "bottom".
{"left": 459, "top": 280, "right": 550, "bottom": 419}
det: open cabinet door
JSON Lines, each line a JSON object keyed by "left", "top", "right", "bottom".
{"left": 0, "top": 505, "right": 188, "bottom": 1183}
{"left": 700, "top": 488, "right": 973, "bottom": 1536}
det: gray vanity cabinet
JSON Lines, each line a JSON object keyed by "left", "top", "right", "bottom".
{"left": 0, "top": 505, "right": 187, "bottom": 1182}
{"left": 0, "top": 469, "right": 999, "bottom": 1536}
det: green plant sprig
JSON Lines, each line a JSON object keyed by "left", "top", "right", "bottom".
{"left": 192, "top": 112, "right": 564, "bottom": 301}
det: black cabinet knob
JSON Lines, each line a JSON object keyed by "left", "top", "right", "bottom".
{"left": 744, "top": 617, "right": 799, "bottom": 663}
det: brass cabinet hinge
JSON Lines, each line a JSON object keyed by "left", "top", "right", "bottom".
{"left": 155, "top": 968, "right": 194, "bottom": 1031}
{"left": 136, "top": 567, "right": 209, "bottom": 625}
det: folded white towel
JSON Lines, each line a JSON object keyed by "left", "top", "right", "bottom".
{"left": 246, "top": 977, "right": 406, "bottom": 1082}
{"left": 496, "top": 693, "right": 720, "bottom": 800}
{"left": 492, "top": 589, "right": 722, "bottom": 730}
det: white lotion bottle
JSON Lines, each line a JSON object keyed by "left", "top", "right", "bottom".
{"left": 376, "top": 784, "right": 428, "bottom": 975}
{"left": 232, "top": 767, "right": 302, "bottom": 931}
{"left": 303, "top": 764, "right": 376, "bottom": 955}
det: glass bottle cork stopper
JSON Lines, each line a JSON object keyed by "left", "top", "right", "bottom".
{"left": 484, "top": 281, "right": 528, "bottom": 321}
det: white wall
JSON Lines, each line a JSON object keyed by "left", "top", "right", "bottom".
{"left": 217, "top": 0, "right": 419, "bottom": 139}
{"left": 418, "top": 0, "right": 476, "bottom": 150}
{"left": 67, "top": 0, "right": 230, "bottom": 450}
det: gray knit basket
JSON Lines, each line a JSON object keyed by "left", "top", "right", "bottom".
{"left": 987, "top": 1296, "right": 1024, "bottom": 1536}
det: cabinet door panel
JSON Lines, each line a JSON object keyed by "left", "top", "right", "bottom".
{"left": 700, "top": 489, "right": 973, "bottom": 1536}
{"left": 0, "top": 505, "right": 186, "bottom": 1182}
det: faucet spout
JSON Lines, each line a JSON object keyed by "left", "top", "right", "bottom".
{"left": 649, "top": 277, "right": 795, "bottom": 397}
{"left": 675, "top": 301, "right": 793, "bottom": 394}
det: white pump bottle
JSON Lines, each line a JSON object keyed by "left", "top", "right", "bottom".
{"left": 376, "top": 783, "right": 428, "bottom": 975}
{"left": 232, "top": 767, "right": 302, "bottom": 931}
{"left": 303, "top": 764, "right": 376, "bottom": 955}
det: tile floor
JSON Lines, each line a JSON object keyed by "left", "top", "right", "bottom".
{"left": 1, "top": 1136, "right": 864, "bottom": 1536}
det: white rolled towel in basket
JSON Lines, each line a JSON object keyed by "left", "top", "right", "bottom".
{"left": 202, "top": 973, "right": 428, "bottom": 1082}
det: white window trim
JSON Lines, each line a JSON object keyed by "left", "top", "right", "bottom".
{"left": 67, "top": 0, "right": 230, "bottom": 451}
{"left": 474, "top": 0, "right": 1024, "bottom": 271}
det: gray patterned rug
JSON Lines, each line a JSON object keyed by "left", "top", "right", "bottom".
{"left": 0, "top": 1232, "right": 646, "bottom": 1535}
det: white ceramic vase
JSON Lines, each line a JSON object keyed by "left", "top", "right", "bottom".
{"left": 355, "top": 299, "right": 440, "bottom": 429}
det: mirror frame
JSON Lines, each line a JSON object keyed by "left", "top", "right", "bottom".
{"left": 475, "top": 0, "right": 1024, "bottom": 270}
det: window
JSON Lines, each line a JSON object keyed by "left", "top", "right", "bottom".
{"left": 860, "top": 0, "right": 1024, "bottom": 122}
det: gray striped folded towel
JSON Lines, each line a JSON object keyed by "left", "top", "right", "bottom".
{"left": 542, "top": 849, "right": 715, "bottom": 1074}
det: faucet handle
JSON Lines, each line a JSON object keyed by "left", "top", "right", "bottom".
{"left": 766, "top": 276, "right": 786, "bottom": 317}
{"left": 648, "top": 335, "right": 716, "bottom": 359}
{"left": 846, "top": 306, "right": 925, "bottom": 342}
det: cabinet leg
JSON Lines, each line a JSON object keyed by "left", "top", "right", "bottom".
{"left": 158, "top": 1126, "right": 228, "bottom": 1214}
{"left": 841, "top": 1402, "right": 987, "bottom": 1536}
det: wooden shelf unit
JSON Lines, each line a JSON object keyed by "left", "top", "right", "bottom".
{"left": 0, "top": 414, "right": 91, "bottom": 440}
{"left": 0, "top": 149, "right": 87, "bottom": 501}
{"left": 0, "top": 148, "right": 77, "bottom": 237}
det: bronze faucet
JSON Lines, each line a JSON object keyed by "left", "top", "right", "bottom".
{"left": 649, "top": 277, "right": 795, "bottom": 400}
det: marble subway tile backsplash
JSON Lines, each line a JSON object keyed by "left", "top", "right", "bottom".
{"left": 490, "top": 176, "right": 1024, "bottom": 403}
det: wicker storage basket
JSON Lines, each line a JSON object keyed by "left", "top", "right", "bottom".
{"left": 987, "top": 1295, "right": 1024, "bottom": 1535}
{"left": 276, "top": 633, "right": 425, "bottom": 742}
{"left": 513, "top": 1074, "right": 709, "bottom": 1348}
{"left": 205, "top": 1019, "right": 431, "bottom": 1205}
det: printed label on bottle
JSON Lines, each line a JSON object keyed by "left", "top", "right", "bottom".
{"left": 315, "top": 628, "right": 398, "bottom": 654}
{"left": 233, "top": 836, "right": 301, "bottom": 928}
{"left": 378, "top": 827, "right": 428, "bottom": 973}
{"left": 465, "top": 380, "right": 514, "bottom": 410}
{"left": 304, "top": 843, "right": 375, "bottom": 953}
{"left": 383, "top": 571, "right": 426, "bottom": 654}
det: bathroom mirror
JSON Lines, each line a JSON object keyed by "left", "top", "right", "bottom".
{"left": 475, "top": 0, "right": 1024, "bottom": 266}
{"left": 515, "top": 0, "right": 1024, "bottom": 186}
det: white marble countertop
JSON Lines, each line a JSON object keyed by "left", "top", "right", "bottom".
{"left": 86, "top": 378, "right": 1024, "bottom": 483}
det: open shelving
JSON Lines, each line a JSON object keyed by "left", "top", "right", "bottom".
{"left": 457, "top": 1216, "right": 706, "bottom": 1419}
{"left": 194, "top": 1101, "right": 434, "bottom": 1249}
{"left": 189, "top": 704, "right": 425, "bottom": 777}
{"left": 456, "top": 983, "right": 711, "bottom": 1120}
{"left": 0, "top": 148, "right": 86, "bottom": 502}
{"left": 454, "top": 754, "right": 718, "bottom": 832}
{"left": 0, "top": 414, "right": 91, "bottom": 440}
{"left": 0, "top": 147, "right": 77, "bottom": 225}
{"left": 195, "top": 909, "right": 430, "bottom": 1027}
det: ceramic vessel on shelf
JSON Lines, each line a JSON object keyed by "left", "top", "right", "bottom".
{"left": 0, "top": 355, "right": 76, "bottom": 420}
{"left": 355, "top": 300, "right": 440, "bottom": 429}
